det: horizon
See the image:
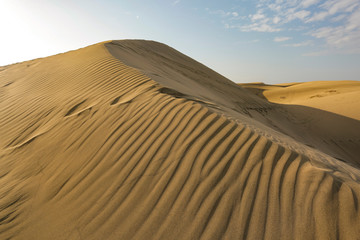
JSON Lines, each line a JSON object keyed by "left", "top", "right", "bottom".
{"left": 1, "top": 0, "right": 360, "bottom": 84}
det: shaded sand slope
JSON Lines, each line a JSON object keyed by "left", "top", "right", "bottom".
{"left": 240, "top": 82, "right": 360, "bottom": 167}
{"left": 0, "top": 40, "right": 359, "bottom": 239}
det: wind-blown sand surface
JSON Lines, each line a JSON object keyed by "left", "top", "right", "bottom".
{"left": 240, "top": 81, "right": 360, "bottom": 120}
{"left": 0, "top": 40, "right": 359, "bottom": 239}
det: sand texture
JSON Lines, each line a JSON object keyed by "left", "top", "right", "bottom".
{"left": 241, "top": 81, "right": 360, "bottom": 120}
{"left": 0, "top": 40, "right": 359, "bottom": 239}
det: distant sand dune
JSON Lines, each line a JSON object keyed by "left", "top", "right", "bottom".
{"left": 241, "top": 81, "right": 360, "bottom": 120}
{"left": 0, "top": 40, "right": 359, "bottom": 239}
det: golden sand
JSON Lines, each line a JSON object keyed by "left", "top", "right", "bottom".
{"left": 0, "top": 40, "right": 359, "bottom": 239}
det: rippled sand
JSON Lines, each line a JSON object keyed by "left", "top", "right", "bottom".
{"left": 0, "top": 40, "right": 359, "bottom": 239}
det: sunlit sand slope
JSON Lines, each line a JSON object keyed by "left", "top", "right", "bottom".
{"left": 241, "top": 81, "right": 360, "bottom": 120}
{"left": 0, "top": 40, "right": 359, "bottom": 240}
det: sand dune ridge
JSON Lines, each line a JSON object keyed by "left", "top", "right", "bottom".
{"left": 0, "top": 40, "right": 359, "bottom": 239}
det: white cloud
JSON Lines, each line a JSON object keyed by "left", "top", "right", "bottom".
{"left": 240, "top": 23, "right": 281, "bottom": 32}
{"left": 274, "top": 36, "right": 292, "bottom": 42}
{"left": 306, "top": 0, "right": 360, "bottom": 23}
{"left": 331, "top": 14, "right": 346, "bottom": 22}
{"left": 347, "top": 7, "right": 360, "bottom": 30}
{"left": 268, "top": 4, "right": 282, "bottom": 12}
{"left": 273, "top": 16, "right": 281, "bottom": 23}
{"left": 206, "top": 0, "right": 360, "bottom": 55}
{"left": 251, "top": 11, "right": 266, "bottom": 21}
{"left": 301, "top": 0, "right": 320, "bottom": 8}
{"left": 207, "top": 9, "right": 241, "bottom": 18}
{"left": 284, "top": 9, "right": 311, "bottom": 22}
{"left": 309, "top": 7, "right": 360, "bottom": 54}
{"left": 322, "top": 0, "right": 359, "bottom": 15}
{"left": 294, "top": 10, "right": 311, "bottom": 20}
{"left": 306, "top": 11, "right": 329, "bottom": 22}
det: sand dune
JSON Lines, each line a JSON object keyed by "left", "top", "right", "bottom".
{"left": 241, "top": 81, "right": 360, "bottom": 167}
{"left": 0, "top": 40, "right": 359, "bottom": 239}
{"left": 241, "top": 81, "right": 360, "bottom": 120}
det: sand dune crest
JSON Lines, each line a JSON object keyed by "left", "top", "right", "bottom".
{"left": 0, "top": 40, "right": 359, "bottom": 239}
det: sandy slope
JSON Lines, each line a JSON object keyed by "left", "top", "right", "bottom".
{"left": 240, "top": 82, "right": 360, "bottom": 167}
{"left": 0, "top": 40, "right": 359, "bottom": 240}
{"left": 241, "top": 81, "right": 360, "bottom": 120}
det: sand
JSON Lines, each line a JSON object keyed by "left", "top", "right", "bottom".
{"left": 241, "top": 82, "right": 360, "bottom": 167}
{"left": 241, "top": 81, "right": 360, "bottom": 120}
{"left": 0, "top": 40, "right": 359, "bottom": 239}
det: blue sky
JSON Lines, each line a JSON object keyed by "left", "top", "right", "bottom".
{"left": 1, "top": 0, "right": 359, "bottom": 83}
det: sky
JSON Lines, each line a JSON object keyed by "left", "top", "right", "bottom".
{"left": 1, "top": 0, "right": 359, "bottom": 84}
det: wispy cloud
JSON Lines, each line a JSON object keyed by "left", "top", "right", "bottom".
{"left": 206, "top": 0, "right": 360, "bottom": 55}
{"left": 292, "top": 10, "right": 311, "bottom": 20}
{"left": 322, "top": 0, "right": 358, "bottom": 15}
{"left": 331, "top": 14, "right": 347, "bottom": 22}
{"left": 206, "top": 9, "right": 240, "bottom": 18}
{"left": 309, "top": 6, "right": 360, "bottom": 54}
{"left": 250, "top": 10, "right": 266, "bottom": 21}
{"left": 272, "top": 16, "right": 281, "bottom": 24}
{"left": 306, "top": 11, "right": 328, "bottom": 22}
{"left": 274, "top": 36, "right": 291, "bottom": 42}
{"left": 231, "top": 22, "right": 281, "bottom": 32}
{"left": 306, "top": 0, "right": 359, "bottom": 22}
{"left": 173, "top": 0, "right": 180, "bottom": 6}
{"left": 301, "top": 0, "right": 321, "bottom": 8}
